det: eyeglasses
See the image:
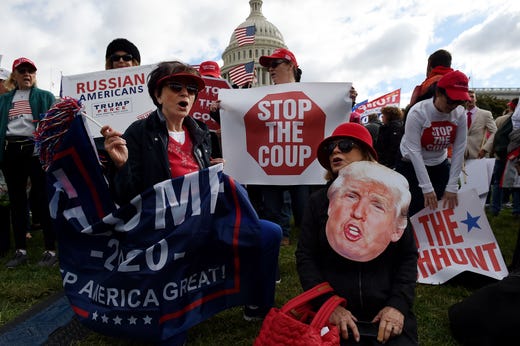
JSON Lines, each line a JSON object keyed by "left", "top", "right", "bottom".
{"left": 268, "top": 59, "right": 287, "bottom": 69}
{"left": 445, "top": 94, "right": 466, "bottom": 106}
{"left": 166, "top": 82, "right": 198, "bottom": 95}
{"left": 321, "top": 139, "right": 357, "bottom": 156}
{"left": 110, "top": 54, "right": 133, "bottom": 62}
{"left": 16, "top": 67, "right": 36, "bottom": 74}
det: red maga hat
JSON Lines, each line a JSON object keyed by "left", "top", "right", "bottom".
{"left": 437, "top": 70, "right": 470, "bottom": 101}
{"left": 259, "top": 48, "right": 298, "bottom": 67}
{"left": 12, "top": 57, "right": 37, "bottom": 71}
{"left": 199, "top": 61, "right": 221, "bottom": 78}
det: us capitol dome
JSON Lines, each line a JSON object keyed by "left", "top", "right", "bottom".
{"left": 221, "top": 0, "right": 288, "bottom": 87}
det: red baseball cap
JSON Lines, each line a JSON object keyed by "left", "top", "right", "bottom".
{"left": 156, "top": 72, "right": 205, "bottom": 92}
{"left": 199, "top": 61, "right": 221, "bottom": 78}
{"left": 12, "top": 57, "right": 37, "bottom": 72}
{"left": 437, "top": 70, "right": 470, "bottom": 101}
{"left": 259, "top": 48, "right": 298, "bottom": 67}
{"left": 317, "top": 122, "right": 377, "bottom": 170}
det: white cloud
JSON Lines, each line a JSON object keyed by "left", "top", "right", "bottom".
{"left": 1, "top": 0, "right": 518, "bottom": 105}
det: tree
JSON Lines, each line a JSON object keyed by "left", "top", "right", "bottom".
{"left": 476, "top": 94, "right": 509, "bottom": 118}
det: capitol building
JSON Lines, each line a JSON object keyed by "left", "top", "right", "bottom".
{"left": 220, "top": 0, "right": 286, "bottom": 87}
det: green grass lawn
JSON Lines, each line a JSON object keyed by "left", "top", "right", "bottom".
{"left": 1, "top": 209, "right": 518, "bottom": 345}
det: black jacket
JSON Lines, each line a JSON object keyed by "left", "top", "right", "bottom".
{"left": 113, "top": 110, "right": 212, "bottom": 204}
{"left": 375, "top": 120, "right": 404, "bottom": 169}
{"left": 295, "top": 185, "right": 418, "bottom": 345}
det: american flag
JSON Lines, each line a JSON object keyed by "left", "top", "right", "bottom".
{"left": 229, "top": 62, "right": 255, "bottom": 87}
{"left": 234, "top": 25, "right": 256, "bottom": 46}
{"left": 8, "top": 100, "right": 32, "bottom": 119}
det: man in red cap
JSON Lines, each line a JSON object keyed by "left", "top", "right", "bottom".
{"left": 405, "top": 49, "right": 453, "bottom": 117}
{"left": 199, "top": 61, "right": 222, "bottom": 79}
{"left": 397, "top": 70, "right": 471, "bottom": 217}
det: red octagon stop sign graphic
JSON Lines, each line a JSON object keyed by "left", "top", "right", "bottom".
{"left": 244, "top": 91, "right": 326, "bottom": 175}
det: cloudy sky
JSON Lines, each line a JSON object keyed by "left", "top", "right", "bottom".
{"left": 2, "top": 0, "right": 519, "bottom": 105}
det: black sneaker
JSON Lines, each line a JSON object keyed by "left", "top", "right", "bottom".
{"left": 38, "top": 251, "right": 58, "bottom": 267}
{"left": 6, "top": 250, "right": 28, "bottom": 268}
{"left": 243, "top": 305, "right": 270, "bottom": 322}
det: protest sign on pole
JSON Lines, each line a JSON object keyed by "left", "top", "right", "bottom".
{"left": 219, "top": 82, "right": 352, "bottom": 185}
{"left": 411, "top": 189, "right": 508, "bottom": 285}
{"left": 61, "top": 65, "right": 156, "bottom": 137}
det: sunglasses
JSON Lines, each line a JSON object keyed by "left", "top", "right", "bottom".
{"left": 110, "top": 54, "right": 133, "bottom": 62}
{"left": 322, "top": 139, "right": 357, "bottom": 156}
{"left": 17, "top": 67, "right": 36, "bottom": 74}
{"left": 445, "top": 94, "right": 466, "bottom": 106}
{"left": 268, "top": 59, "right": 287, "bottom": 69}
{"left": 166, "top": 82, "right": 199, "bottom": 95}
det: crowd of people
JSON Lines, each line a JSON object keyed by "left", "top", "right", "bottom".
{"left": 1, "top": 40, "right": 519, "bottom": 345}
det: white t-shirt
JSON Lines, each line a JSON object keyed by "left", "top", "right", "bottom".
{"left": 400, "top": 98, "right": 467, "bottom": 194}
{"left": 6, "top": 89, "right": 35, "bottom": 137}
{"left": 169, "top": 130, "right": 185, "bottom": 144}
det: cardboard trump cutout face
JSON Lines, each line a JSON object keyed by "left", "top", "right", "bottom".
{"left": 326, "top": 161, "right": 411, "bottom": 262}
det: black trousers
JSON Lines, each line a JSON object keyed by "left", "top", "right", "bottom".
{"left": 0, "top": 204, "right": 10, "bottom": 255}
{"left": 1, "top": 139, "right": 55, "bottom": 251}
{"left": 395, "top": 158, "right": 450, "bottom": 217}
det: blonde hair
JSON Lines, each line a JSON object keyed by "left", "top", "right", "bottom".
{"left": 328, "top": 161, "right": 410, "bottom": 230}
{"left": 8, "top": 72, "right": 36, "bottom": 89}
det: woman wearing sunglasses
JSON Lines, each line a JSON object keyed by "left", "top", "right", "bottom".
{"left": 396, "top": 70, "right": 471, "bottom": 217}
{"left": 296, "top": 122, "right": 418, "bottom": 345}
{"left": 101, "top": 61, "right": 223, "bottom": 203}
{"left": 101, "top": 61, "right": 280, "bottom": 345}
{"left": 104, "top": 38, "right": 141, "bottom": 70}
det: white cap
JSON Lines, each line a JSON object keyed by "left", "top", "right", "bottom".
{"left": 0, "top": 68, "right": 10, "bottom": 80}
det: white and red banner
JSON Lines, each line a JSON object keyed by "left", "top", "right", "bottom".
{"left": 61, "top": 65, "right": 156, "bottom": 137}
{"left": 189, "top": 77, "right": 231, "bottom": 131}
{"left": 352, "top": 89, "right": 400, "bottom": 124}
{"left": 61, "top": 66, "right": 230, "bottom": 136}
{"left": 219, "top": 82, "right": 352, "bottom": 185}
{"left": 411, "top": 189, "right": 508, "bottom": 285}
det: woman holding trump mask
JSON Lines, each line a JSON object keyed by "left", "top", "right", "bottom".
{"left": 296, "top": 122, "right": 418, "bottom": 345}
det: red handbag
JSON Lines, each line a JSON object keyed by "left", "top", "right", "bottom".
{"left": 254, "top": 282, "right": 346, "bottom": 346}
